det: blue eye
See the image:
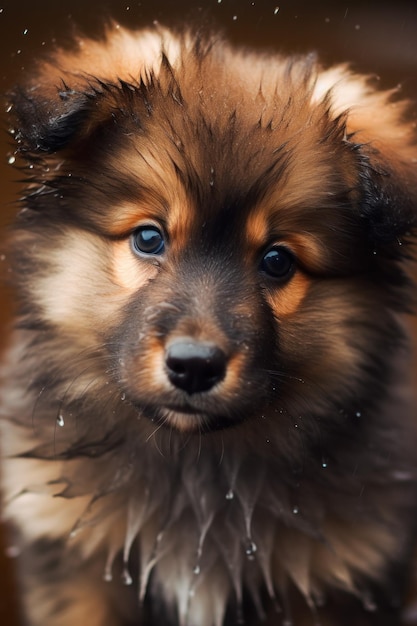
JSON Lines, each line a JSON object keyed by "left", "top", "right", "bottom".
{"left": 260, "top": 246, "right": 295, "bottom": 280}
{"left": 132, "top": 225, "right": 165, "bottom": 256}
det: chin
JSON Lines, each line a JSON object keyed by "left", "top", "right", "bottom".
{"left": 1, "top": 23, "right": 417, "bottom": 626}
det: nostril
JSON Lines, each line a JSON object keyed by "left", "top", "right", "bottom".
{"left": 165, "top": 338, "right": 227, "bottom": 395}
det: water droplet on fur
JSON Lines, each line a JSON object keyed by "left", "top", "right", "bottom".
{"left": 292, "top": 506, "right": 299, "bottom": 514}
{"left": 355, "top": 411, "right": 362, "bottom": 418}
{"left": 321, "top": 459, "right": 328, "bottom": 469}
{"left": 122, "top": 566, "right": 133, "bottom": 586}
{"left": 225, "top": 489, "right": 234, "bottom": 500}
{"left": 103, "top": 570, "right": 113, "bottom": 582}
{"left": 57, "top": 413, "right": 65, "bottom": 427}
{"left": 23, "top": 28, "right": 28, "bottom": 34}
{"left": 232, "top": 15, "right": 238, "bottom": 20}
{"left": 274, "top": 6, "right": 280, "bottom": 14}
{"left": 362, "top": 593, "right": 377, "bottom": 612}
{"left": 392, "top": 470, "right": 412, "bottom": 481}
{"left": 8, "top": 155, "right": 15, "bottom": 164}
{"left": 5, "top": 545, "right": 20, "bottom": 558}
{"left": 120, "top": 392, "right": 126, "bottom": 401}
{"left": 245, "top": 540, "right": 257, "bottom": 559}
{"left": 193, "top": 565, "right": 201, "bottom": 575}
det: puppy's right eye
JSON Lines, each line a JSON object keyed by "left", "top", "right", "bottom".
{"left": 131, "top": 225, "right": 165, "bottom": 256}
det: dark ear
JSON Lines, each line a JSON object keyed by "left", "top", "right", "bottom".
{"left": 358, "top": 149, "right": 417, "bottom": 251}
{"left": 9, "top": 85, "right": 96, "bottom": 154}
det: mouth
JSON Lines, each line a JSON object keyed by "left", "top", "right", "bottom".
{"left": 139, "top": 403, "right": 243, "bottom": 433}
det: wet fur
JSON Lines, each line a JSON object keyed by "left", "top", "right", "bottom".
{"left": 1, "top": 25, "right": 417, "bottom": 626}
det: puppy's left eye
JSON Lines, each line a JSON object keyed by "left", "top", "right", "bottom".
{"left": 131, "top": 225, "right": 165, "bottom": 256}
{"left": 260, "top": 246, "right": 295, "bottom": 280}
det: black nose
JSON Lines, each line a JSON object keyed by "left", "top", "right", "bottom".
{"left": 165, "top": 338, "right": 227, "bottom": 395}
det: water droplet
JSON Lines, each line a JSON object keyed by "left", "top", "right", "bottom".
{"left": 292, "top": 506, "right": 299, "bottom": 515}
{"left": 122, "top": 566, "right": 133, "bottom": 586}
{"left": 233, "top": 15, "right": 238, "bottom": 20}
{"left": 245, "top": 540, "right": 257, "bottom": 559}
{"left": 266, "top": 439, "right": 270, "bottom": 444}
{"left": 274, "top": 6, "right": 280, "bottom": 14}
{"left": 392, "top": 470, "right": 412, "bottom": 481}
{"left": 120, "top": 392, "right": 126, "bottom": 401}
{"left": 57, "top": 413, "right": 65, "bottom": 427}
{"left": 8, "top": 155, "right": 15, "bottom": 164}
{"left": 321, "top": 459, "right": 328, "bottom": 469}
{"left": 6, "top": 104, "right": 12, "bottom": 113}
{"left": 355, "top": 411, "right": 362, "bottom": 418}
{"left": 193, "top": 564, "right": 201, "bottom": 575}
{"left": 362, "top": 594, "right": 377, "bottom": 612}
{"left": 225, "top": 489, "right": 234, "bottom": 500}
{"left": 217, "top": 0, "right": 222, "bottom": 3}
{"left": 103, "top": 570, "right": 113, "bottom": 582}
{"left": 23, "top": 28, "right": 28, "bottom": 35}
{"left": 5, "top": 545, "right": 20, "bottom": 558}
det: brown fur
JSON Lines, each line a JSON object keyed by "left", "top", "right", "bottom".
{"left": 1, "top": 25, "right": 417, "bottom": 626}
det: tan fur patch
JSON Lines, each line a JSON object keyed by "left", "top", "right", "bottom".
{"left": 266, "top": 272, "right": 310, "bottom": 318}
{"left": 112, "top": 240, "right": 158, "bottom": 293}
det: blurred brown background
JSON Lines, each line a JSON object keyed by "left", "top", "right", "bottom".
{"left": 1, "top": 1, "right": 417, "bottom": 624}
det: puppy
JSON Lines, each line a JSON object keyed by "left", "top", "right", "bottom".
{"left": 1, "top": 25, "right": 417, "bottom": 626}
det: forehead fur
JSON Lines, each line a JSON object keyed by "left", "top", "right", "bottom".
{"left": 13, "top": 28, "right": 357, "bottom": 219}
{"left": 9, "top": 25, "right": 417, "bottom": 281}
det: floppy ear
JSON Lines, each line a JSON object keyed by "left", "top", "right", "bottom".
{"left": 10, "top": 85, "right": 95, "bottom": 153}
{"left": 315, "top": 66, "right": 417, "bottom": 250}
{"left": 7, "top": 25, "right": 182, "bottom": 157}
{"left": 358, "top": 148, "right": 417, "bottom": 249}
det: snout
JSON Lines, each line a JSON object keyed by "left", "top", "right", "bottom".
{"left": 116, "top": 264, "right": 275, "bottom": 432}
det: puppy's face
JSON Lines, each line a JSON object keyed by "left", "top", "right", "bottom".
{"left": 10, "top": 29, "right": 416, "bottom": 448}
